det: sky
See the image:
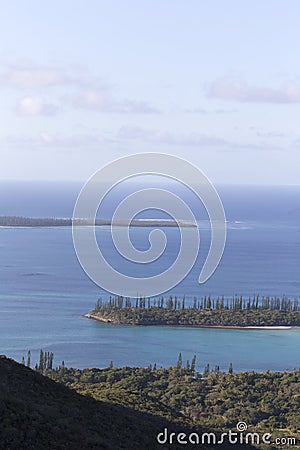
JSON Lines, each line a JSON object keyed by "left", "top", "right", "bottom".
{"left": 1, "top": 0, "right": 300, "bottom": 184}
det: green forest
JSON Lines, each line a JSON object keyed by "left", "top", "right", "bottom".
{"left": 48, "top": 358, "right": 300, "bottom": 436}
{"left": 4, "top": 351, "right": 298, "bottom": 449}
{"left": 90, "top": 295, "right": 300, "bottom": 327}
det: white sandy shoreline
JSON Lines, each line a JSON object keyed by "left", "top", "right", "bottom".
{"left": 244, "top": 326, "right": 292, "bottom": 330}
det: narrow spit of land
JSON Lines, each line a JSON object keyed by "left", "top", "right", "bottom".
{"left": 0, "top": 216, "right": 195, "bottom": 227}
{"left": 88, "top": 295, "right": 300, "bottom": 328}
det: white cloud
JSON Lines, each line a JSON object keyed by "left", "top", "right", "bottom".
{"left": 1, "top": 65, "right": 73, "bottom": 89}
{"left": 37, "top": 132, "right": 102, "bottom": 147}
{"left": 3, "top": 127, "right": 285, "bottom": 155}
{"left": 17, "top": 96, "right": 59, "bottom": 116}
{"left": 208, "top": 77, "right": 300, "bottom": 103}
{"left": 117, "top": 126, "right": 285, "bottom": 152}
{"left": 118, "top": 126, "right": 227, "bottom": 146}
{"left": 1, "top": 63, "right": 160, "bottom": 115}
{"left": 184, "top": 107, "right": 236, "bottom": 114}
{"left": 120, "top": 99, "right": 159, "bottom": 114}
{"left": 70, "top": 89, "right": 159, "bottom": 114}
{"left": 5, "top": 132, "right": 105, "bottom": 148}
{"left": 71, "top": 90, "right": 109, "bottom": 109}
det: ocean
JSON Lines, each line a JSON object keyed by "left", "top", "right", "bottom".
{"left": 0, "top": 181, "right": 299, "bottom": 372}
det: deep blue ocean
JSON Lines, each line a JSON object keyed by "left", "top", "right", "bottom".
{"left": 0, "top": 181, "right": 299, "bottom": 372}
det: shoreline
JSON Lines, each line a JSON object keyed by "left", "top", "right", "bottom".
{"left": 0, "top": 217, "right": 196, "bottom": 228}
{"left": 85, "top": 314, "right": 296, "bottom": 330}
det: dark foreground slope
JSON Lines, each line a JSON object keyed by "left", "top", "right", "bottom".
{"left": 0, "top": 356, "right": 257, "bottom": 450}
{"left": 0, "top": 356, "right": 180, "bottom": 450}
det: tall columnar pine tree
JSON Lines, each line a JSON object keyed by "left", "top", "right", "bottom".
{"left": 191, "top": 354, "right": 197, "bottom": 372}
{"left": 27, "top": 350, "right": 31, "bottom": 368}
{"left": 177, "top": 352, "right": 182, "bottom": 369}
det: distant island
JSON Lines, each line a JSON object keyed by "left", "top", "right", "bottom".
{"left": 88, "top": 295, "right": 300, "bottom": 328}
{"left": 0, "top": 216, "right": 195, "bottom": 228}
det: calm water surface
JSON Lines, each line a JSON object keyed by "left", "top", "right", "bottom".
{"left": 0, "top": 183, "right": 299, "bottom": 371}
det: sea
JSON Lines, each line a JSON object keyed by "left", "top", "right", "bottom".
{"left": 0, "top": 181, "right": 299, "bottom": 372}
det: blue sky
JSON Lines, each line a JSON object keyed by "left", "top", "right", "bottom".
{"left": 1, "top": 0, "right": 300, "bottom": 184}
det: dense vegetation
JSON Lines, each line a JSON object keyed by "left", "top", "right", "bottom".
{"left": 2, "top": 351, "right": 299, "bottom": 448}
{"left": 90, "top": 295, "right": 300, "bottom": 327}
{"left": 19, "top": 350, "right": 300, "bottom": 449}
{"left": 0, "top": 216, "right": 188, "bottom": 227}
{"left": 0, "top": 216, "right": 73, "bottom": 227}
{"left": 48, "top": 362, "right": 300, "bottom": 437}
{"left": 1, "top": 354, "right": 262, "bottom": 450}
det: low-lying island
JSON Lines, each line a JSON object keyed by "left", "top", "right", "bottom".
{"left": 87, "top": 295, "right": 300, "bottom": 328}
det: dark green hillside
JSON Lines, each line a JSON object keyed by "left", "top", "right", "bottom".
{"left": 0, "top": 356, "right": 190, "bottom": 450}
{"left": 2, "top": 354, "right": 297, "bottom": 449}
{"left": 1, "top": 355, "right": 255, "bottom": 450}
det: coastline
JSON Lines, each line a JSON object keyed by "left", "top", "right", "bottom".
{"left": 0, "top": 217, "right": 196, "bottom": 228}
{"left": 84, "top": 314, "right": 295, "bottom": 330}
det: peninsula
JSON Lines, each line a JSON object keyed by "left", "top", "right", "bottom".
{"left": 88, "top": 295, "right": 300, "bottom": 328}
